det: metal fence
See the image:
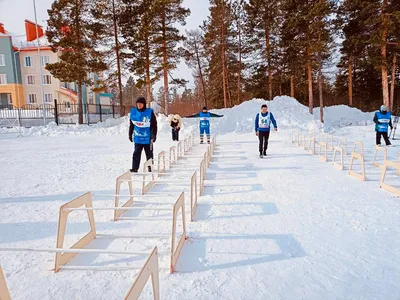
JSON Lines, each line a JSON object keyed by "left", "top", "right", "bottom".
{"left": 0, "top": 101, "right": 121, "bottom": 127}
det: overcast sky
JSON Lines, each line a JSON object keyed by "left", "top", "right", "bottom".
{"left": 0, "top": 0, "right": 210, "bottom": 90}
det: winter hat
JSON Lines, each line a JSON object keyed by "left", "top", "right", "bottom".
{"left": 202, "top": 106, "right": 207, "bottom": 110}
{"left": 261, "top": 104, "right": 268, "bottom": 109}
{"left": 136, "top": 97, "right": 146, "bottom": 105}
{"left": 380, "top": 105, "right": 387, "bottom": 112}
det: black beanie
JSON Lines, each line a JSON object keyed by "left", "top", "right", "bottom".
{"left": 136, "top": 97, "right": 146, "bottom": 104}
{"left": 202, "top": 106, "right": 207, "bottom": 110}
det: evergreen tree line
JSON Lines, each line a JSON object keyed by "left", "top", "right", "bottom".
{"left": 45, "top": 0, "right": 400, "bottom": 123}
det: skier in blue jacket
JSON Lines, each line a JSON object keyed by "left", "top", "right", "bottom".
{"left": 129, "top": 97, "right": 158, "bottom": 172}
{"left": 373, "top": 105, "right": 393, "bottom": 146}
{"left": 185, "top": 106, "right": 223, "bottom": 144}
{"left": 255, "top": 104, "right": 277, "bottom": 158}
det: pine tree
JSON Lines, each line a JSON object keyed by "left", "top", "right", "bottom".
{"left": 202, "top": 0, "right": 236, "bottom": 108}
{"left": 119, "top": 0, "right": 159, "bottom": 104}
{"left": 152, "top": 0, "right": 190, "bottom": 115}
{"left": 183, "top": 29, "right": 208, "bottom": 107}
{"left": 46, "top": 0, "right": 108, "bottom": 124}
{"left": 246, "top": 0, "right": 280, "bottom": 100}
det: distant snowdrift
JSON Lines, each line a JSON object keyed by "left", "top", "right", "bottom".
{"left": 10, "top": 96, "right": 375, "bottom": 137}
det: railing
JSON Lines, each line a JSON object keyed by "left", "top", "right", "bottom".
{"left": 0, "top": 101, "right": 121, "bottom": 127}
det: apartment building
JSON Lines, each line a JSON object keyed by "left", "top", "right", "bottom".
{"left": 0, "top": 20, "right": 108, "bottom": 108}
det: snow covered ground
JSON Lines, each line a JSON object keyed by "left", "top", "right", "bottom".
{"left": 0, "top": 96, "right": 399, "bottom": 299}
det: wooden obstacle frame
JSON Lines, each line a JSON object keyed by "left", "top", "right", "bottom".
{"left": 142, "top": 159, "right": 155, "bottom": 195}
{"left": 380, "top": 160, "right": 400, "bottom": 196}
{"left": 332, "top": 146, "right": 344, "bottom": 170}
{"left": 326, "top": 135, "right": 335, "bottom": 150}
{"left": 170, "top": 192, "right": 187, "bottom": 273}
{"left": 169, "top": 146, "right": 177, "bottom": 166}
{"left": 55, "top": 192, "right": 96, "bottom": 272}
{"left": 124, "top": 247, "right": 160, "bottom": 300}
{"left": 348, "top": 149, "right": 366, "bottom": 181}
{"left": 199, "top": 159, "right": 206, "bottom": 196}
{"left": 56, "top": 192, "right": 187, "bottom": 274}
{"left": 0, "top": 266, "right": 11, "bottom": 300}
{"left": 353, "top": 141, "right": 364, "bottom": 155}
{"left": 114, "top": 172, "right": 134, "bottom": 221}
{"left": 307, "top": 136, "right": 316, "bottom": 154}
{"left": 290, "top": 132, "right": 298, "bottom": 144}
{"left": 190, "top": 171, "right": 198, "bottom": 222}
{"left": 157, "top": 151, "right": 166, "bottom": 176}
{"left": 338, "top": 138, "right": 348, "bottom": 155}
{"left": 372, "top": 145, "right": 388, "bottom": 168}
{"left": 177, "top": 141, "right": 184, "bottom": 158}
{"left": 318, "top": 142, "right": 328, "bottom": 162}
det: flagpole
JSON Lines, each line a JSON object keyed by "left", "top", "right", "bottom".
{"left": 33, "top": 0, "right": 46, "bottom": 126}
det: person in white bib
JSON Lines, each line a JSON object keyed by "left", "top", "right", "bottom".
{"left": 255, "top": 104, "right": 277, "bottom": 158}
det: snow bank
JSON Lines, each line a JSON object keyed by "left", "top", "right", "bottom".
{"left": 7, "top": 96, "right": 376, "bottom": 137}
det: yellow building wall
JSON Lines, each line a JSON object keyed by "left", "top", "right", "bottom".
{"left": 0, "top": 84, "right": 25, "bottom": 107}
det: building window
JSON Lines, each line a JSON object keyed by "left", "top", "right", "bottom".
{"left": 0, "top": 74, "right": 7, "bottom": 85}
{"left": 0, "top": 54, "right": 5, "bottom": 66}
{"left": 44, "top": 93, "right": 53, "bottom": 103}
{"left": 7, "top": 94, "right": 12, "bottom": 105}
{"left": 28, "top": 94, "right": 37, "bottom": 104}
{"left": 41, "top": 56, "right": 50, "bottom": 66}
{"left": 43, "top": 75, "right": 52, "bottom": 85}
{"left": 26, "top": 75, "right": 35, "bottom": 85}
{"left": 24, "top": 56, "right": 33, "bottom": 67}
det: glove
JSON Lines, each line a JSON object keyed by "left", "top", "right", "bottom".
{"left": 129, "top": 135, "right": 133, "bottom": 142}
{"left": 152, "top": 135, "right": 157, "bottom": 143}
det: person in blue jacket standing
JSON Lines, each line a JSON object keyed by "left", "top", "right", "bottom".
{"left": 185, "top": 106, "right": 223, "bottom": 143}
{"left": 255, "top": 104, "right": 277, "bottom": 158}
{"left": 199, "top": 106, "right": 211, "bottom": 144}
{"left": 373, "top": 105, "right": 393, "bottom": 146}
{"left": 129, "top": 97, "right": 158, "bottom": 172}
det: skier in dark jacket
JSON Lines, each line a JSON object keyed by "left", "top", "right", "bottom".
{"left": 255, "top": 104, "right": 277, "bottom": 158}
{"left": 129, "top": 97, "right": 158, "bottom": 172}
{"left": 373, "top": 105, "right": 393, "bottom": 146}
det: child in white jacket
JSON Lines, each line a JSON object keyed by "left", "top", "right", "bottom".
{"left": 169, "top": 114, "right": 182, "bottom": 141}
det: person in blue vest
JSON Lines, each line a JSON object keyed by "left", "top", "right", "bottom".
{"left": 199, "top": 106, "right": 211, "bottom": 144}
{"left": 373, "top": 105, "right": 393, "bottom": 146}
{"left": 129, "top": 97, "right": 158, "bottom": 172}
{"left": 255, "top": 104, "right": 277, "bottom": 158}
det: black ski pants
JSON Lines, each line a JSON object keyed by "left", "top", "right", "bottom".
{"left": 172, "top": 129, "right": 179, "bottom": 141}
{"left": 258, "top": 131, "right": 270, "bottom": 154}
{"left": 376, "top": 131, "right": 391, "bottom": 146}
{"left": 132, "top": 142, "right": 153, "bottom": 171}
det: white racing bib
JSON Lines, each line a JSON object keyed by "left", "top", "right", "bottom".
{"left": 258, "top": 113, "right": 271, "bottom": 128}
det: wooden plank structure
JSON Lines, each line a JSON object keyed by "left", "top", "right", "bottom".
{"left": 55, "top": 192, "right": 96, "bottom": 272}
{"left": 124, "top": 247, "right": 160, "bottom": 300}
{"left": 158, "top": 151, "right": 166, "bottom": 176}
{"left": 170, "top": 192, "right": 187, "bottom": 273}
{"left": 319, "top": 142, "right": 328, "bottom": 162}
{"left": 0, "top": 266, "right": 11, "bottom": 300}
{"left": 190, "top": 171, "right": 198, "bottom": 222}
{"left": 114, "top": 172, "right": 134, "bottom": 221}
{"left": 332, "top": 146, "right": 345, "bottom": 170}
{"left": 372, "top": 145, "right": 388, "bottom": 168}
{"left": 142, "top": 159, "right": 155, "bottom": 195}
{"left": 380, "top": 160, "right": 400, "bottom": 196}
{"left": 348, "top": 149, "right": 366, "bottom": 181}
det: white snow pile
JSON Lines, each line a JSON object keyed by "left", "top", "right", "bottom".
{"left": 3, "top": 96, "right": 376, "bottom": 137}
